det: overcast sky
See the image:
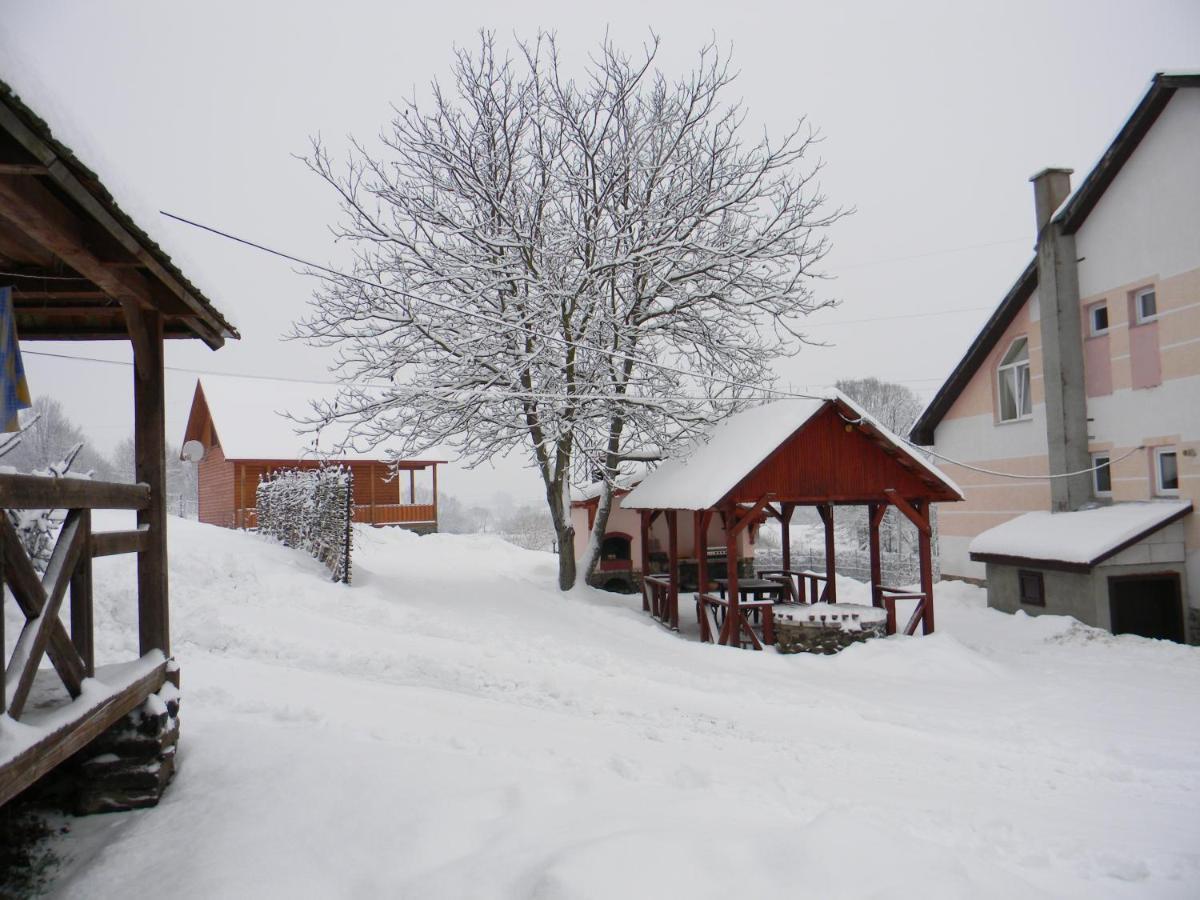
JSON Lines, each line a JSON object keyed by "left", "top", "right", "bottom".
{"left": 2, "top": 0, "right": 1197, "bottom": 506}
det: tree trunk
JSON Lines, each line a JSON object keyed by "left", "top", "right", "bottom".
{"left": 556, "top": 521, "right": 577, "bottom": 591}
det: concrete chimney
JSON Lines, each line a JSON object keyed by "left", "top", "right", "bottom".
{"left": 1029, "top": 168, "right": 1092, "bottom": 511}
{"left": 1030, "top": 167, "right": 1074, "bottom": 234}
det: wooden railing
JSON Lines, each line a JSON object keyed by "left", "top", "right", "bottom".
{"left": 879, "top": 585, "right": 929, "bottom": 636}
{"left": 695, "top": 592, "right": 773, "bottom": 650}
{"left": 642, "top": 574, "right": 677, "bottom": 629}
{"left": 757, "top": 568, "right": 831, "bottom": 604}
{"left": 0, "top": 474, "right": 151, "bottom": 721}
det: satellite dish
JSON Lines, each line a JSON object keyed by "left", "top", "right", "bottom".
{"left": 181, "top": 439, "right": 205, "bottom": 463}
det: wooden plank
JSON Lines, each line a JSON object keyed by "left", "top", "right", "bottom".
{"left": 0, "top": 659, "right": 167, "bottom": 809}
{"left": 639, "top": 511, "right": 651, "bottom": 612}
{"left": 70, "top": 510, "right": 94, "bottom": 677}
{"left": 780, "top": 502, "right": 794, "bottom": 572}
{"left": 665, "top": 510, "right": 679, "bottom": 630}
{"left": 883, "top": 488, "right": 931, "bottom": 535}
{"left": 904, "top": 600, "right": 926, "bottom": 637}
{"left": 818, "top": 503, "right": 837, "bottom": 603}
{"left": 0, "top": 516, "right": 85, "bottom": 698}
{"left": 0, "top": 473, "right": 149, "bottom": 510}
{"left": 6, "top": 510, "right": 85, "bottom": 718}
{"left": 132, "top": 306, "right": 169, "bottom": 656}
{"left": 699, "top": 597, "right": 718, "bottom": 644}
{"left": 0, "top": 163, "right": 49, "bottom": 175}
{"left": 868, "top": 501, "right": 884, "bottom": 609}
{"left": 91, "top": 528, "right": 148, "bottom": 557}
{"left": 1, "top": 532, "right": 5, "bottom": 715}
{"left": 917, "top": 500, "right": 935, "bottom": 635}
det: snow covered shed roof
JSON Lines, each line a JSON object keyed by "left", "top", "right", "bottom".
{"left": 621, "top": 391, "right": 963, "bottom": 511}
{"left": 969, "top": 501, "right": 1193, "bottom": 572}
{"left": 182, "top": 378, "right": 436, "bottom": 464}
{"left": 0, "top": 77, "right": 238, "bottom": 348}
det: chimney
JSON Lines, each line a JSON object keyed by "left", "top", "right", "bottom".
{"left": 1029, "top": 168, "right": 1092, "bottom": 511}
{"left": 1029, "top": 167, "right": 1074, "bottom": 233}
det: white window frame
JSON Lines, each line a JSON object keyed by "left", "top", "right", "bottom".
{"left": 1092, "top": 452, "right": 1112, "bottom": 496}
{"left": 997, "top": 337, "right": 1032, "bottom": 423}
{"left": 1088, "top": 302, "right": 1109, "bottom": 336}
{"left": 1135, "top": 287, "right": 1157, "bottom": 324}
{"left": 1154, "top": 447, "right": 1179, "bottom": 495}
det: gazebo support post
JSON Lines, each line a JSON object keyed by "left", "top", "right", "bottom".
{"left": 916, "top": 500, "right": 935, "bottom": 634}
{"left": 780, "top": 502, "right": 794, "bottom": 572}
{"left": 885, "top": 489, "right": 936, "bottom": 635}
{"left": 868, "top": 501, "right": 886, "bottom": 609}
{"left": 818, "top": 503, "right": 836, "bottom": 603}
{"left": 665, "top": 510, "right": 679, "bottom": 630}
{"left": 639, "top": 510, "right": 651, "bottom": 611}
{"left": 719, "top": 504, "right": 739, "bottom": 646}
{"left": 694, "top": 509, "right": 710, "bottom": 640}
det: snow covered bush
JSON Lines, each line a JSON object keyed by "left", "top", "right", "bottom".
{"left": 255, "top": 466, "right": 353, "bottom": 583}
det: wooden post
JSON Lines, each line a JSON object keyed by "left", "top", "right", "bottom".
{"left": 131, "top": 306, "right": 169, "bottom": 657}
{"left": 369, "top": 465, "right": 377, "bottom": 525}
{"left": 430, "top": 465, "right": 438, "bottom": 529}
{"left": 665, "top": 510, "right": 679, "bottom": 630}
{"left": 1, "top": 531, "right": 5, "bottom": 716}
{"left": 70, "top": 509, "right": 95, "bottom": 676}
{"left": 818, "top": 503, "right": 837, "bottom": 603}
{"left": 781, "top": 502, "right": 794, "bottom": 572}
{"left": 409, "top": 469, "right": 416, "bottom": 505}
{"left": 917, "top": 500, "right": 935, "bottom": 634}
{"left": 694, "top": 509, "right": 707, "bottom": 639}
{"left": 868, "top": 502, "right": 885, "bottom": 609}
{"left": 639, "top": 510, "right": 651, "bottom": 612}
{"left": 720, "top": 505, "right": 739, "bottom": 645}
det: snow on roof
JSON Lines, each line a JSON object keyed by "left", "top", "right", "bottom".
{"left": 573, "top": 461, "right": 654, "bottom": 502}
{"left": 621, "top": 390, "right": 960, "bottom": 510}
{"left": 969, "top": 500, "right": 1193, "bottom": 567}
{"left": 197, "top": 378, "right": 396, "bottom": 461}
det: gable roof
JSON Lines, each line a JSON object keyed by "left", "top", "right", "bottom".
{"left": 910, "top": 72, "right": 1200, "bottom": 445}
{"left": 0, "top": 78, "right": 238, "bottom": 348}
{"left": 182, "top": 378, "right": 409, "bottom": 462}
{"left": 622, "top": 391, "right": 962, "bottom": 511}
{"left": 968, "top": 500, "right": 1192, "bottom": 572}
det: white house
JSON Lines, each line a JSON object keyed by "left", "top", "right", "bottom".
{"left": 910, "top": 73, "right": 1200, "bottom": 641}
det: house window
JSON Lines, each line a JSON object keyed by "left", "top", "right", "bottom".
{"left": 1092, "top": 453, "right": 1112, "bottom": 496}
{"left": 997, "top": 337, "right": 1032, "bottom": 422}
{"left": 1089, "top": 303, "right": 1109, "bottom": 336}
{"left": 1019, "top": 570, "right": 1045, "bottom": 607}
{"left": 1135, "top": 287, "right": 1157, "bottom": 323}
{"left": 1155, "top": 448, "right": 1179, "bottom": 494}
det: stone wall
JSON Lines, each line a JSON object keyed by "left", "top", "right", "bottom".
{"left": 774, "top": 605, "right": 888, "bottom": 655}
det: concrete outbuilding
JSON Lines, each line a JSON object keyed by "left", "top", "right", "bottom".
{"left": 970, "top": 501, "right": 1193, "bottom": 641}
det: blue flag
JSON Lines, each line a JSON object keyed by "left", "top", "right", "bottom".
{"left": 0, "top": 286, "right": 32, "bottom": 432}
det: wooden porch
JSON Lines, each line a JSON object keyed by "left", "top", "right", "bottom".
{"left": 622, "top": 395, "right": 964, "bottom": 650}
{"left": 0, "top": 77, "right": 236, "bottom": 807}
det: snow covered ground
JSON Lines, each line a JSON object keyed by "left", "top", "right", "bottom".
{"left": 36, "top": 515, "right": 1200, "bottom": 898}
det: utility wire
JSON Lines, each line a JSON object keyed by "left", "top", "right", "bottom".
{"left": 911, "top": 441, "right": 1145, "bottom": 480}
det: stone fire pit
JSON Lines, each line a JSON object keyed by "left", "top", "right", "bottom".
{"left": 773, "top": 603, "right": 888, "bottom": 655}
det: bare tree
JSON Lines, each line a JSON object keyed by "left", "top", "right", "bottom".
{"left": 296, "top": 32, "right": 843, "bottom": 589}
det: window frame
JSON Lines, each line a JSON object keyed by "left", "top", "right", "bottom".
{"left": 1088, "top": 302, "right": 1110, "bottom": 336}
{"left": 996, "top": 336, "right": 1032, "bottom": 423}
{"left": 1134, "top": 287, "right": 1158, "bottom": 324}
{"left": 1092, "top": 452, "right": 1112, "bottom": 496}
{"left": 1018, "top": 570, "right": 1045, "bottom": 608}
{"left": 1154, "top": 447, "right": 1180, "bottom": 495}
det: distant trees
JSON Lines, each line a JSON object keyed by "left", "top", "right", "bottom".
{"left": 835, "top": 377, "right": 924, "bottom": 555}
{"left": 296, "top": 32, "right": 842, "bottom": 590}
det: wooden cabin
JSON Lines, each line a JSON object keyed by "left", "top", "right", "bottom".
{"left": 600, "top": 393, "right": 964, "bottom": 646}
{"left": 182, "top": 379, "right": 443, "bottom": 532}
{"left": 0, "top": 77, "right": 237, "bottom": 808}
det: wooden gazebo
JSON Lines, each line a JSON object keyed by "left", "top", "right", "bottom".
{"left": 622, "top": 394, "right": 963, "bottom": 649}
{"left": 0, "top": 79, "right": 237, "bottom": 806}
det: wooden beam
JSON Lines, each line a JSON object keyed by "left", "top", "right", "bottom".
{"left": 0, "top": 658, "right": 167, "bottom": 808}
{"left": 917, "top": 500, "right": 935, "bottom": 634}
{"left": 818, "top": 503, "right": 837, "bottom": 603}
{"left": 884, "top": 489, "right": 931, "bottom": 535}
{"left": 639, "top": 510, "right": 651, "bottom": 612}
{"left": 132, "top": 306, "right": 169, "bottom": 656}
{"left": 0, "top": 163, "right": 49, "bottom": 175}
{"left": 729, "top": 494, "right": 774, "bottom": 538}
{"left": 868, "top": 502, "right": 885, "bottom": 609}
{"left": 665, "top": 510, "right": 679, "bottom": 631}
{"left": 70, "top": 511, "right": 94, "bottom": 677}
{"left": 781, "top": 502, "right": 794, "bottom": 572}
{"left": 6, "top": 510, "right": 86, "bottom": 718}
{"left": 91, "top": 528, "right": 149, "bottom": 558}
{"left": 0, "top": 473, "right": 149, "bottom": 510}
{"left": 0, "top": 516, "right": 85, "bottom": 697}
